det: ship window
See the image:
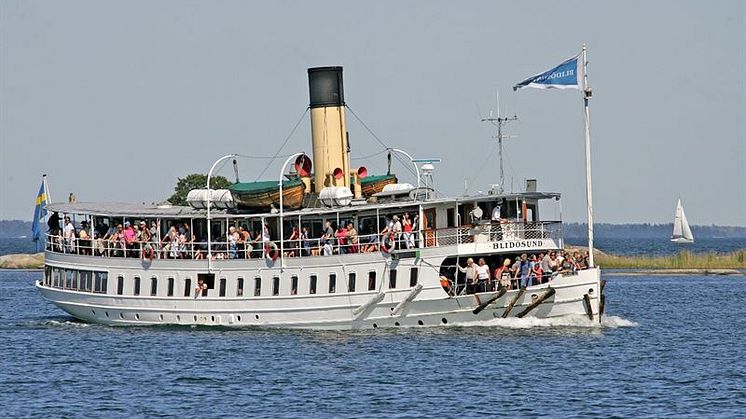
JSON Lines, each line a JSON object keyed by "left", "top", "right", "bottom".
{"left": 150, "top": 277, "right": 157, "bottom": 296}
{"left": 348, "top": 272, "right": 356, "bottom": 292}
{"left": 117, "top": 275, "right": 124, "bottom": 295}
{"left": 167, "top": 277, "right": 174, "bottom": 297}
{"left": 81, "top": 271, "right": 93, "bottom": 292}
{"left": 134, "top": 276, "right": 140, "bottom": 296}
{"left": 410, "top": 267, "right": 419, "bottom": 287}
{"left": 197, "top": 273, "right": 215, "bottom": 292}
{"left": 389, "top": 269, "right": 397, "bottom": 289}
{"left": 329, "top": 273, "right": 336, "bottom": 294}
{"left": 53, "top": 268, "right": 61, "bottom": 288}
{"left": 291, "top": 275, "right": 298, "bottom": 295}
{"left": 272, "top": 276, "right": 280, "bottom": 296}
{"left": 309, "top": 275, "right": 317, "bottom": 295}
{"left": 368, "top": 271, "right": 377, "bottom": 291}
{"left": 219, "top": 278, "right": 227, "bottom": 297}
{"left": 65, "top": 269, "right": 75, "bottom": 289}
{"left": 44, "top": 266, "right": 51, "bottom": 286}
{"left": 184, "top": 278, "right": 192, "bottom": 297}
{"left": 237, "top": 277, "right": 244, "bottom": 297}
{"left": 447, "top": 208, "right": 455, "bottom": 227}
{"left": 254, "top": 276, "right": 261, "bottom": 296}
{"left": 94, "top": 272, "right": 108, "bottom": 293}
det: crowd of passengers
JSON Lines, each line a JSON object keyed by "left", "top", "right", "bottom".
{"left": 45, "top": 211, "right": 420, "bottom": 260}
{"left": 442, "top": 250, "right": 591, "bottom": 296}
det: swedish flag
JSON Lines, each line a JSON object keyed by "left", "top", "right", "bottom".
{"left": 32, "top": 179, "right": 48, "bottom": 250}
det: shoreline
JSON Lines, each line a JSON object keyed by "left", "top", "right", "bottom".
{"left": 1, "top": 250, "right": 745, "bottom": 274}
{"left": 605, "top": 268, "right": 744, "bottom": 276}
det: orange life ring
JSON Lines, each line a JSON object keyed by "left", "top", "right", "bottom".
{"left": 264, "top": 242, "right": 279, "bottom": 262}
{"left": 141, "top": 244, "right": 155, "bottom": 260}
{"left": 380, "top": 233, "right": 394, "bottom": 253}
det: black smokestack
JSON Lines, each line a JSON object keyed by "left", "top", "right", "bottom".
{"left": 308, "top": 66, "right": 345, "bottom": 108}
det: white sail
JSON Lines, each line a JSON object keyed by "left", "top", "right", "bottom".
{"left": 671, "top": 199, "right": 694, "bottom": 243}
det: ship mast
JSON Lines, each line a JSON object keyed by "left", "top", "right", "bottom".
{"left": 481, "top": 90, "right": 517, "bottom": 194}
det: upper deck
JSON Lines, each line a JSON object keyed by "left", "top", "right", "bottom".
{"left": 44, "top": 191, "right": 564, "bottom": 265}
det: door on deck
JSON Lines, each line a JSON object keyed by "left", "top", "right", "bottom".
{"left": 423, "top": 208, "right": 436, "bottom": 247}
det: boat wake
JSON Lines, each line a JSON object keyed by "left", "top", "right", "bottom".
{"left": 451, "top": 314, "right": 638, "bottom": 329}
{"left": 24, "top": 317, "right": 91, "bottom": 329}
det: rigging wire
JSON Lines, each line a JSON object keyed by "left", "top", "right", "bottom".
{"left": 465, "top": 144, "right": 497, "bottom": 193}
{"left": 350, "top": 149, "right": 389, "bottom": 161}
{"left": 346, "top": 106, "right": 419, "bottom": 179}
{"left": 235, "top": 153, "right": 297, "bottom": 160}
{"left": 253, "top": 107, "right": 310, "bottom": 181}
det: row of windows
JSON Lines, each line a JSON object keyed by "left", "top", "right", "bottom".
{"left": 44, "top": 267, "right": 108, "bottom": 293}
{"left": 48, "top": 267, "right": 419, "bottom": 298}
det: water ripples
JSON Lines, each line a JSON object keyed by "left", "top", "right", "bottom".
{"left": 1, "top": 271, "right": 744, "bottom": 418}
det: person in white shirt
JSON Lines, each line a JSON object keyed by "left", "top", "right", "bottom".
{"left": 62, "top": 216, "right": 76, "bottom": 252}
{"left": 476, "top": 258, "right": 491, "bottom": 293}
{"left": 457, "top": 258, "right": 478, "bottom": 295}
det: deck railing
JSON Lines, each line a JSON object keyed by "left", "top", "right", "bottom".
{"left": 44, "top": 221, "right": 562, "bottom": 261}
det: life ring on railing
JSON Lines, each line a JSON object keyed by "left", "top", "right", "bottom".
{"left": 380, "top": 233, "right": 394, "bottom": 253}
{"left": 264, "top": 242, "right": 279, "bottom": 262}
{"left": 141, "top": 244, "right": 155, "bottom": 261}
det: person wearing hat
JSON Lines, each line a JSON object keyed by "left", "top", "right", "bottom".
{"left": 457, "top": 257, "right": 478, "bottom": 294}
{"left": 494, "top": 258, "right": 512, "bottom": 290}
{"left": 138, "top": 221, "right": 153, "bottom": 259}
{"left": 392, "top": 215, "right": 402, "bottom": 249}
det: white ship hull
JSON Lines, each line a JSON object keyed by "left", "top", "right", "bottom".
{"left": 37, "top": 248, "right": 602, "bottom": 330}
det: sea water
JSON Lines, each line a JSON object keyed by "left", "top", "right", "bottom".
{"left": 1, "top": 270, "right": 744, "bottom": 417}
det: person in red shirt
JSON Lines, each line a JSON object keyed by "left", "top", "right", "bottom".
{"left": 335, "top": 225, "right": 348, "bottom": 254}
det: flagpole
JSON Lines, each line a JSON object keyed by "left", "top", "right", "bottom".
{"left": 43, "top": 174, "right": 52, "bottom": 203}
{"left": 581, "top": 44, "right": 595, "bottom": 267}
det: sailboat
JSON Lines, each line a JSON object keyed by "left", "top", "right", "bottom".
{"left": 671, "top": 198, "right": 694, "bottom": 243}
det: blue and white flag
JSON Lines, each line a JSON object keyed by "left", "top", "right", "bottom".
{"left": 31, "top": 179, "right": 48, "bottom": 249}
{"left": 513, "top": 53, "right": 582, "bottom": 91}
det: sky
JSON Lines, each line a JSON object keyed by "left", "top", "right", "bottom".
{"left": 1, "top": 0, "right": 744, "bottom": 225}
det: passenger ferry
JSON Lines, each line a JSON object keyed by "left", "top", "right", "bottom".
{"left": 36, "top": 67, "right": 604, "bottom": 329}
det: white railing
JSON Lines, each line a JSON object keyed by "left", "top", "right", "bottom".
{"left": 44, "top": 221, "right": 562, "bottom": 261}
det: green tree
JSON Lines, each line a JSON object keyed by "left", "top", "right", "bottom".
{"left": 167, "top": 174, "right": 232, "bottom": 206}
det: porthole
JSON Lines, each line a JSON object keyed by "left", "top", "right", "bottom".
{"left": 395, "top": 322, "right": 400, "bottom": 326}
{"left": 176, "top": 315, "right": 181, "bottom": 321}
{"left": 418, "top": 320, "right": 424, "bottom": 326}
{"left": 119, "top": 313, "right": 124, "bottom": 319}
{"left": 237, "top": 315, "right": 242, "bottom": 322}
{"left": 194, "top": 315, "right": 197, "bottom": 321}
{"left": 531, "top": 294, "right": 539, "bottom": 301}
{"left": 211, "top": 316, "right": 215, "bottom": 322}
{"left": 135, "top": 314, "right": 140, "bottom": 320}
{"left": 255, "top": 314, "right": 259, "bottom": 320}
{"left": 373, "top": 323, "right": 378, "bottom": 328}
{"left": 441, "top": 318, "right": 448, "bottom": 324}
{"left": 588, "top": 288, "right": 594, "bottom": 294}
{"left": 91, "top": 310, "right": 96, "bottom": 315}
{"left": 104, "top": 311, "right": 109, "bottom": 318}
{"left": 159, "top": 314, "right": 164, "bottom": 321}
{"left": 390, "top": 307, "right": 394, "bottom": 311}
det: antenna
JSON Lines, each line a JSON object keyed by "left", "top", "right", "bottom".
{"left": 481, "top": 88, "right": 518, "bottom": 194}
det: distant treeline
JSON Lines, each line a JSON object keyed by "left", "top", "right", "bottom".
{"left": 563, "top": 223, "right": 746, "bottom": 239}
{"left": 0, "top": 220, "right": 32, "bottom": 238}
